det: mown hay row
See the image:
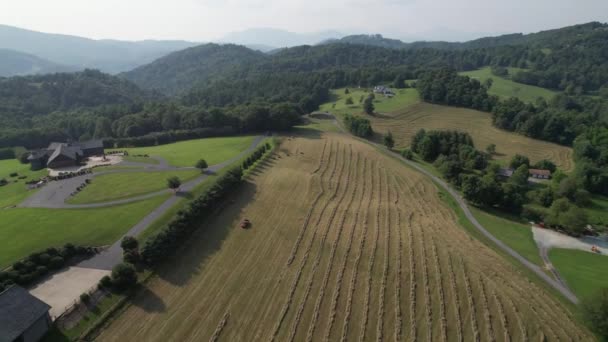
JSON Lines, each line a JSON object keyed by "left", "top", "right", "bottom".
{"left": 376, "top": 169, "right": 391, "bottom": 342}
{"left": 430, "top": 237, "right": 447, "bottom": 342}
{"left": 269, "top": 143, "right": 348, "bottom": 342}
{"left": 287, "top": 141, "right": 334, "bottom": 266}
{"left": 393, "top": 209, "right": 406, "bottom": 342}
{"left": 358, "top": 164, "right": 384, "bottom": 342}
{"left": 462, "top": 261, "right": 480, "bottom": 342}
{"left": 408, "top": 212, "right": 417, "bottom": 342}
{"left": 505, "top": 296, "right": 527, "bottom": 341}
{"left": 446, "top": 253, "right": 463, "bottom": 342}
{"left": 208, "top": 311, "right": 230, "bottom": 342}
{"left": 305, "top": 149, "right": 359, "bottom": 342}
{"left": 311, "top": 140, "right": 328, "bottom": 174}
{"left": 490, "top": 285, "right": 510, "bottom": 342}
{"left": 325, "top": 157, "right": 369, "bottom": 341}
{"left": 477, "top": 277, "right": 496, "bottom": 342}
{"left": 418, "top": 226, "right": 433, "bottom": 342}
{"left": 340, "top": 159, "right": 376, "bottom": 342}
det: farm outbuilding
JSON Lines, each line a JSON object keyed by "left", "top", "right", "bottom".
{"left": 529, "top": 168, "right": 551, "bottom": 179}
{"left": 0, "top": 286, "right": 51, "bottom": 342}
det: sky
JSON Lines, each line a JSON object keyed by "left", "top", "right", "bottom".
{"left": 2, "top": 0, "right": 608, "bottom": 42}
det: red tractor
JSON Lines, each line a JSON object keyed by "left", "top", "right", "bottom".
{"left": 240, "top": 219, "right": 251, "bottom": 229}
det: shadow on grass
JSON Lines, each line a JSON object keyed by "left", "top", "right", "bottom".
{"left": 154, "top": 180, "right": 260, "bottom": 287}
{"left": 130, "top": 286, "right": 166, "bottom": 313}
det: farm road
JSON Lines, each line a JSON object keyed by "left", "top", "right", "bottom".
{"left": 328, "top": 114, "right": 580, "bottom": 304}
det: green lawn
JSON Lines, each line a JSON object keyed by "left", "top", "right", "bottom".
{"left": 109, "top": 135, "right": 256, "bottom": 167}
{"left": 470, "top": 207, "right": 543, "bottom": 266}
{"left": 122, "top": 155, "right": 159, "bottom": 164}
{"left": 0, "top": 159, "right": 48, "bottom": 208}
{"left": 549, "top": 248, "right": 608, "bottom": 299}
{"left": 319, "top": 87, "right": 420, "bottom": 115}
{"left": 68, "top": 169, "right": 200, "bottom": 204}
{"left": 460, "top": 67, "right": 556, "bottom": 103}
{"left": 0, "top": 195, "right": 170, "bottom": 268}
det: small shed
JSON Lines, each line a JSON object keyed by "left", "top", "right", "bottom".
{"left": 0, "top": 285, "right": 51, "bottom": 342}
{"left": 529, "top": 169, "right": 551, "bottom": 179}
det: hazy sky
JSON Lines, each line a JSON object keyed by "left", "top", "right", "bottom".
{"left": 2, "top": 0, "right": 607, "bottom": 42}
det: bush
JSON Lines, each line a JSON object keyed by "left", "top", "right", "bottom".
{"left": 9, "top": 172, "right": 18, "bottom": 177}
{"left": 401, "top": 148, "right": 413, "bottom": 160}
{"left": 49, "top": 256, "right": 65, "bottom": 269}
{"left": 35, "top": 266, "right": 48, "bottom": 277}
{"left": 123, "top": 250, "right": 140, "bottom": 264}
{"left": 111, "top": 263, "right": 138, "bottom": 290}
{"left": 99, "top": 275, "right": 113, "bottom": 289}
{"left": 120, "top": 236, "right": 139, "bottom": 251}
{"left": 80, "top": 292, "right": 91, "bottom": 303}
{"left": 195, "top": 159, "right": 208, "bottom": 170}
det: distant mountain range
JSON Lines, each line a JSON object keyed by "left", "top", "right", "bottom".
{"left": 0, "top": 25, "right": 200, "bottom": 75}
{"left": 219, "top": 28, "right": 344, "bottom": 49}
{"left": 0, "top": 48, "right": 76, "bottom": 77}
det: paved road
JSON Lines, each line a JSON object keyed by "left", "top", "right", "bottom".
{"left": 328, "top": 116, "right": 580, "bottom": 304}
{"left": 77, "top": 135, "right": 265, "bottom": 270}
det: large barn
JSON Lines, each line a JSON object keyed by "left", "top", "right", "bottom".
{"left": 0, "top": 286, "right": 51, "bottom": 342}
{"left": 27, "top": 140, "right": 104, "bottom": 170}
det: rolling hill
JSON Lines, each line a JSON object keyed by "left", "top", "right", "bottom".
{"left": 0, "top": 24, "right": 199, "bottom": 74}
{"left": 0, "top": 48, "right": 74, "bottom": 77}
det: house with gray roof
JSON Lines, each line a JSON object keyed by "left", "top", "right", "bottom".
{"left": 27, "top": 140, "right": 104, "bottom": 170}
{"left": 0, "top": 286, "right": 51, "bottom": 342}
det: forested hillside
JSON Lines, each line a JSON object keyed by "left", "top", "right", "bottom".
{"left": 122, "top": 44, "right": 266, "bottom": 95}
{"left": 0, "top": 49, "right": 73, "bottom": 77}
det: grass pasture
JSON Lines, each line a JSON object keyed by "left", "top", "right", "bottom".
{"left": 109, "top": 135, "right": 256, "bottom": 167}
{"left": 360, "top": 102, "right": 574, "bottom": 172}
{"left": 460, "top": 67, "right": 557, "bottom": 103}
{"left": 0, "top": 195, "right": 169, "bottom": 268}
{"left": 68, "top": 169, "right": 200, "bottom": 204}
{"left": 97, "top": 133, "right": 589, "bottom": 341}
{"left": 549, "top": 248, "right": 608, "bottom": 300}
{"left": 319, "top": 87, "right": 420, "bottom": 115}
{"left": 0, "top": 159, "right": 48, "bottom": 208}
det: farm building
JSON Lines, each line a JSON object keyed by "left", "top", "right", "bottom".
{"left": 0, "top": 286, "right": 51, "bottom": 342}
{"left": 373, "top": 85, "right": 395, "bottom": 96}
{"left": 529, "top": 168, "right": 551, "bottom": 179}
{"left": 27, "top": 140, "right": 104, "bottom": 170}
{"left": 498, "top": 168, "right": 514, "bottom": 178}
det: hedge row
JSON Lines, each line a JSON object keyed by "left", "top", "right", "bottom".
{"left": 242, "top": 142, "right": 271, "bottom": 170}
{"left": 103, "top": 127, "right": 235, "bottom": 148}
{"left": 0, "top": 244, "right": 94, "bottom": 291}
{"left": 141, "top": 141, "right": 271, "bottom": 265}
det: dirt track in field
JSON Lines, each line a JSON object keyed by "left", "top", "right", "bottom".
{"left": 96, "top": 132, "right": 589, "bottom": 341}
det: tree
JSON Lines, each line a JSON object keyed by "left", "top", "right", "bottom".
{"left": 393, "top": 74, "right": 406, "bottom": 89}
{"left": 484, "top": 78, "right": 494, "bottom": 90}
{"left": 533, "top": 159, "right": 556, "bottom": 173}
{"left": 110, "top": 263, "right": 137, "bottom": 290}
{"left": 401, "top": 148, "right": 413, "bottom": 160}
{"left": 485, "top": 143, "right": 496, "bottom": 155}
{"left": 167, "top": 176, "right": 181, "bottom": 193}
{"left": 345, "top": 97, "right": 354, "bottom": 105}
{"left": 383, "top": 131, "right": 395, "bottom": 149}
{"left": 93, "top": 117, "right": 113, "bottom": 139}
{"left": 509, "top": 154, "right": 530, "bottom": 169}
{"left": 196, "top": 159, "right": 208, "bottom": 170}
{"left": 120, "top": 236, "right": 139, "bottom": 251}
{"left": 363, "top": 96, "right": 375, "bottom": 115}
{"left": 581, "top": 288, "right": 608, "bottom": 340}
{"left": 510, "top": 164, "right": 530, "bottom": 188}
{"left": 344, "top": 88, "right": 350, "bottom": 94}
{"left": 546, "top": 198, "right": 588, "bottom": 235}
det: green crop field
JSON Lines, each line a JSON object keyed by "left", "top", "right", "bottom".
{"left": 109, "top": 135, "right": 256, "bottom": 167}
{"left": 549, "top": 248, "right": 608, "bottom": 299}
{"left": 0, "top": 159, "right": 48, "bottom": 208}
{"left": 68, "top": 169, "right": 200, "bottom": 204}
{"left": 319, "top": 87, "right": 420, "bottom": 115}
{"left": 0, "top": 194, "right": 169, "bottom": 268}
{"left": 470, "top": 207, "right": 542, "bottom": 266}
{"left": 460, "top": 67, "right": 557, "bottom": 103}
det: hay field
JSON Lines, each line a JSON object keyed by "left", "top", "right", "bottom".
{"left": 365, "top": 102, "right": 574, "bottom": 171}
{"left": 96, "top": 133, "right": 588, "bottom": 341}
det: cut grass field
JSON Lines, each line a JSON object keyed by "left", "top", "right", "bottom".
{"left": 361, "top": 102, "right": 574, "bottom": 172}
{"left": 549, "top": 248, "right": 608, "bottom": 300}
{"left": 97, "top": 132, "right": 589, "bottom": 341}
{"left": 122, "top": 155, "right": 159, "bottom": 164}
{"left": 67, "top": 169, "right": 200, "bottom": 204}
{"left": 586, "top": 195, "right": 608, "bottom": 227}
{"left": 460, "top": 67, "right": 557, "bottom": 103}
{"left": 469, "top": 207, "right": 542, "bottom": 266}
{"left": 0, "top": 159, "right": 48, "bottom": 208}
{"left": 109, "top": 135, "right": 256, "bottom": 167}
{"left": 0, "top": 195, "right": 169, "bottom": 268}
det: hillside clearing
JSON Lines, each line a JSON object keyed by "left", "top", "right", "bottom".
{"left": 109, "top": 135, "right": 256, "bottom": 167}
{"left": 319, "top": 87, "right": 420, "bottom": 115}
{"left": 96, "top": 132, "right": 589, "bottom": 341}
{"left": 360, "top": 102, "right": 574, "bottom": 172}
{"left": 460, "top": 67, "right": 557, "bottom": 103}
{"left": 549, "top": 248, "right": 608, "bottom": 300}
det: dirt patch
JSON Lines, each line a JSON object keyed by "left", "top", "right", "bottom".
{"left": 532, "top": 227, "right": 608, "bottom": 254}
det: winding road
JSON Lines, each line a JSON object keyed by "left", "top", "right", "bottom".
{"left": 328, "top": 115, "right": 580, "bottom": 304}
